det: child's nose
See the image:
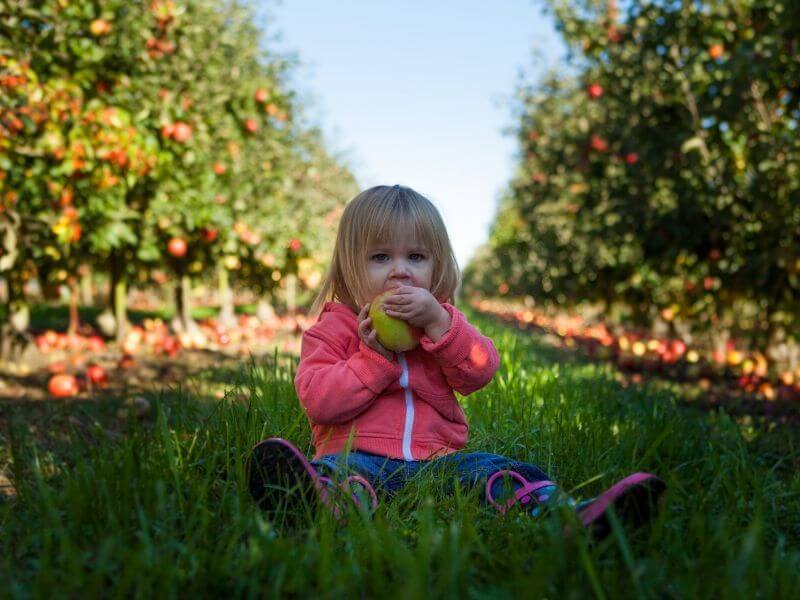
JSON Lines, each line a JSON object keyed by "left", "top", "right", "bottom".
{"left": 389, "top": 260, "right": 412, "bottom": 276}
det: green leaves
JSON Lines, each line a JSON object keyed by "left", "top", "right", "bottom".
{"left": 468, "top": 0, "right": 800, "bottom": 350}
{"left": 1, "top": 0, "right": 356, "bottom": 324}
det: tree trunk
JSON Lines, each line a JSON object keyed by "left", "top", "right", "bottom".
{"left": 80, "top": 267, "right": 93, "bottom": 306}
{"left": 256, "top": 295, "right": 276, "bottom": 323}
{"left": 0, "top": 270, "right": 31, "bottom": 361}
{"left": 286, "top": 273, "right": 297, "bottom": 315}
{"left": 67, "top": 276, "right": 80, "bottom": 336}
{"left": 114, "top": 278, "right": 128, "bottom": 344}
{"left": 711, "top": 327, "right": 730, "bottom": 364}
{"left": 108, "top": 251, "right": 128, "bottom": 342}
{"left": 162, "top": 277, "right": 175, "bottom": 317}
{"left": 217, "top": 263, "right": 237, "bottom": 329}
{"left": 172, "top": 273, "right": 198, "bottom": 334}
{"left": 172, "top": 276, "right": 184, "bottom": 332}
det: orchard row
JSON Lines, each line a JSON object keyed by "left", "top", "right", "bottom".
{"left": 464, "top": 0, "right": 800, "bottom": 370}
{"left": 473, "top": 297, "right": 800, "bottom": 405}
{"left": 0, "top": 0, "right": 357, "bottom": 347}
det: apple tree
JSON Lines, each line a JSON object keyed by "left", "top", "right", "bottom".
{"left": 467, "top": 0, "right": 799, "bottom": 366}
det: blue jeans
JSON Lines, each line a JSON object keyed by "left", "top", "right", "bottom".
{"left": 312, "top": 450, "right": 552, "bottom": 506}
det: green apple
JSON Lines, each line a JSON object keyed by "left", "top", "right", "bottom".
{"left": 369, "top": 289, "right": 423, "bottom": 352}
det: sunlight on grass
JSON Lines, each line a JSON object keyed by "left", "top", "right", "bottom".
{"left": 1, "top": 308, "right": 799, "bottom": 596}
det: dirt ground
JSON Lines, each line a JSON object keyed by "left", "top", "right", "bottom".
{"left": 0, "top": 330, "right": 302, "bottom": 501}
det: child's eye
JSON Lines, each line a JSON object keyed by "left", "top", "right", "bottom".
{"left": 371, "top": 253, "right": 388, "bottom": 262}
{"left": 410, "top": 253, "right": 426, "bottom": 261}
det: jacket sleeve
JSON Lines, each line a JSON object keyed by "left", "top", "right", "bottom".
{"left": 419, "top": 303, "right": 500, "bottom": 396}
{"left": 294, "top": 323, "right": 403, "bottom": 426}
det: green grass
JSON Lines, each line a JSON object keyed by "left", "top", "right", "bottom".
{"left": 2, "top": 308, "right": 800, "bottom": 597}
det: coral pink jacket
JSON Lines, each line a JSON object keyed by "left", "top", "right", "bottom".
{"left": 294, "top": 301, "right": 500, "bottom": 461}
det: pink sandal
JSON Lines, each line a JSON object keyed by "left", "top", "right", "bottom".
{"left": 486, "top": 469, "right": 667, "bottom": 540}
{"left": 485, "top": 469, "right": 558, "bottom": 515}
{"left": 335, "top": 474, "right": 379, "bottom": 518}
{"left": 246, "top": 438, "right": 378, "bottom": 521}
{"left": 568, "top": 472, "right": 667, "bottom": 539}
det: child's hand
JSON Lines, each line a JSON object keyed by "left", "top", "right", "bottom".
{"left": 382, "top": 286, "right": 449, "bottom": 330}
{"left": 358, "top": 304, "right": 395, "bottom": 361}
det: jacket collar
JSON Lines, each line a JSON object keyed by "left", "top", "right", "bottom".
{"left": 320, "top": 301, "right": 358, "bottom": 322}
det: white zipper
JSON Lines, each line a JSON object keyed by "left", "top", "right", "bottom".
{"left": 397, "top": 352, "right": 415, "bottom": 461}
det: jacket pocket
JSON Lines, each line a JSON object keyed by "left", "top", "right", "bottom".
{"left": 413, "top": 386, "right": 465, "bottom": 424}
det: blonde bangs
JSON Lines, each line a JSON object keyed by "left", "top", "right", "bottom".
{"left": 309, "top": 185, "right": 461, "bottom": 317}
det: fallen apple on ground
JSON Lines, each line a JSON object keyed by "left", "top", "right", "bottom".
{"left": 48, "top": 374, "right": 79, "bottom": 398}
{"left": 369, "top": 290, "right": 423, "bottom": 352}
{"left": 86, "top": 364, "right": 108, "bottom": 386}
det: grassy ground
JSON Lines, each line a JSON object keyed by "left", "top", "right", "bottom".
{"left": 1, "top": 308, "right": 799, "bottom": 598}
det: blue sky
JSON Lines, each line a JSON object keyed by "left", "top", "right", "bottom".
{"left": 254, "top": 1, "right": 568, "bottom": 267}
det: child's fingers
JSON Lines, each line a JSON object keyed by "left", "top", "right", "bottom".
{"left": 383, "top": 294, "right": 416, "bottom": 307}
{"left": 392, "top": 285, "right": 412, "bottom": 295}
{"left": 388, "top": 294, "right": 410, "bottom": 305}
{"left": 358, "top": 316, "right": 370, "bottom": 336}
{"left": 370, "top": 331, "right": 386, "bottom": 351}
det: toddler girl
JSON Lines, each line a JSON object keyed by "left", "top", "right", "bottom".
{"left": 246, "top": 184, "right": 665, "bottom": 537}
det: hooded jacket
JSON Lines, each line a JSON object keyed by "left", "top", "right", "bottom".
{"left": 294, "top": 301, "right": 501, "bottom": 461}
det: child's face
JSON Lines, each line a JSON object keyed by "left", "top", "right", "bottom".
{"left": 365, "top": 241, "right": 434, "bottom": 300}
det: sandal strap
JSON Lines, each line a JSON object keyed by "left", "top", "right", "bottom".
{"left": 317, "top": 474, "right": 379, "bottom": 522}
{"left": 486, "top": 469, "right": 557, "bottom": 515}
{"left": 317, "top": 476, "right": 343, "bottom": 519}
{"left": 341, "top": 474, "right": 379, "bottom": 511}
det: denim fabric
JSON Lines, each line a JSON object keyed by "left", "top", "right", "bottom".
{"left": 312, "top": 450, "right": 552, "bottom": 506}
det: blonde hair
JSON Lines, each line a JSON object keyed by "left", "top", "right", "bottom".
{"left": 309, "top": 184, "right": 461, "bottom": 317}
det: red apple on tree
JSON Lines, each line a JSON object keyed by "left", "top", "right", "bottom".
{"left": 590, "top": 134, "right": 608, "bottom": 152}
{"left": 90, "top": 19, "right": 112, "bottom": 36}
{"left": 254, "top": 88, "right": 269, "bottom": 103}
{"left": 244, "top": 118, "right": 259, "bottom": 133}
{"left": 586, "top": 83, "right": 603, "bottom": 99}
{"left": 171, "top": 121, "right": 192, "bottom": 143}
{"left": 168, "top": 237, "right": 187, "bottom": 258}
{"left": 157, "top": 39, "right": 175, "bottom": 54}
